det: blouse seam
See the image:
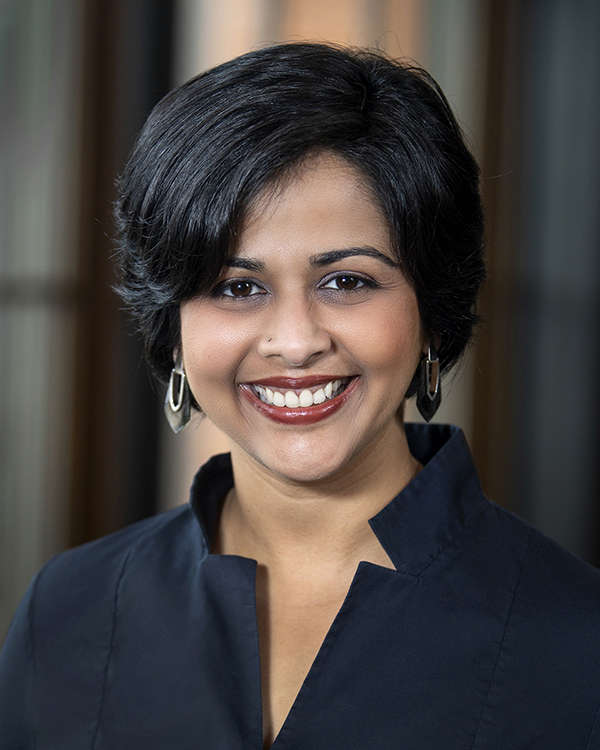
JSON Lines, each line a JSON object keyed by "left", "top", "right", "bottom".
{"left": 90, "top": 546, "right": 134, "bottom": 750}
{"left": 397, "top": 500, "right": 488, "bottom": 578}
{"left": 585, "top": 699, "right": 600, "bottom": 749}
{"left": 29, "top": 567, "right": 45, "bottom": 750}
{"left": 470, "top": 527, "right": 533, "bottom": 749}
{"left": 422, "top": 501, "right": 489, "bottom": 576}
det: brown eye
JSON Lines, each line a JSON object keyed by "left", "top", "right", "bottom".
{"left": 321, "top": 274, "right": 373, "bottom": 293}
{"left": 334, "top": 275, "right": 361, "bottom": 290}
{"left": 223, "top": 280, "right": 257, "bottom": 297}
{"left": 231, "top": 281, "right": 252, "bottom": 296}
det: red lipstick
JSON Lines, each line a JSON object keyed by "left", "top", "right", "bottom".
{"left": 239, "top": 376, "right": 359, "bottom": 425}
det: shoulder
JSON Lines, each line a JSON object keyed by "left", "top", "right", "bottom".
{"left": 464, "top": 502, "right": 600, "bottom": 740}
{"left": 4, "top": 504, "right": 205, "bottom": 694}
{"left": 476, "top": 500, "right": 600, "bottom": 657}
{"left": 37, "top": 505, "right": 203, "bottom": 590}
{"left": 49, "top": 502, "right": 199, "bottom": 566}
{"left": 34, "top": 504, "right": 202, "bottom": 608}
{"left": 0, "top": 506, "right": 206, "bottom": 745}
{"left": 484, "top": 500, "right": 600, "bottom": 601}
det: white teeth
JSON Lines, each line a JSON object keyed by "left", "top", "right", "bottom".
{"left": 253, "top": 378, "right": 349, "bottom": 408}
{"left": 313, "top": 388, "right": 326, "bottom": 404}
{"left": 285, "top": 391, "right": 300, "bottom": 408}
{"left": 299, "top": 389, "right": 313, "bottom": 407}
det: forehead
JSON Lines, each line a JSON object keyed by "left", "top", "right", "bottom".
{"left": 236, "top": 154, "right": 392, "bottom": 259}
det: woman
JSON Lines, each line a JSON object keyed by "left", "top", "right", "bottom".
{"left": 2, "top": 43, "right": 600, "bottom": 749}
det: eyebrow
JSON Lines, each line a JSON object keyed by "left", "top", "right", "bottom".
{"left": 225, "top": 247, "right": 399, "bottom": 273}
{"left": 310, "top": 247, "right": 399, "bottom": 269}
{"left": 225, "top": 257, "right": 265, "bottom": 272}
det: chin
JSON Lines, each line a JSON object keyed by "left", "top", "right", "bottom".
{"left": 267, "top": 461, "right": 346, "bottom": 485}
{"left": 251, "top": 433, "right": 364, "bottom": 485}
{"left": 269, "top": 461, "right": 341, "bottom": 484}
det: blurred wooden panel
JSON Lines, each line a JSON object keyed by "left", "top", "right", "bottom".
{"left": 382, "top": 0, "right": 424, "bottom": 61}
{"left": 279, "top": 0, "right": 423, "bottom": 57}
{"left": 471, "top": 0, "right": 517, "bottom": 510}
{"left": 280, "top": 0, "right": 376, "bottom": 46}
{"left": 174, "top": 0, "right": 274, "bottom": 81}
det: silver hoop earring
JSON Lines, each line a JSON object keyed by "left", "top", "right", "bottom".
{"left": 416, "top": 344, "right": 441, "bottom": 422}
{"left": 164, "top": 355, "right": 191, "bottom": 433}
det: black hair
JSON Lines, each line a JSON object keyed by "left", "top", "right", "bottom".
{"left": 115, "top": 42, "right": 485, "bottom": 397}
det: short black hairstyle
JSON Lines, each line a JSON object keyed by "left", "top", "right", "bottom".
{"left": 115, "top": 42, "right": 485, "bottom": 398}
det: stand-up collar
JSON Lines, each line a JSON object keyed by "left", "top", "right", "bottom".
{"left": 189, "top": 452, "right": 234, "bottom": 554}
{"left": 190, "top": 423, "right": 487, "bottom": 575}
{"left": 370, "top": 424, "right": 487, "bottom": 575}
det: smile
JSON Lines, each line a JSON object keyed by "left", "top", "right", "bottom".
{"left": 239, "top": 376, "right": 359, "bottom": 425}
{"left": 252, "top": 378, "right": 349, "bottom": 408}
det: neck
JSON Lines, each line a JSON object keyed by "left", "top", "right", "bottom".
{"left": 213, "top": 419, "right": 420, "bottom": 571}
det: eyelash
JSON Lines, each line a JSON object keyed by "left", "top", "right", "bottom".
{"left": 218, "top": 280, "right": 265, "bottom": 298}
{"left": 214, "top": 273, "right": 379, "bottom": 299}
{"left": 320, "top": 274, "right": 378, "bottom": 292}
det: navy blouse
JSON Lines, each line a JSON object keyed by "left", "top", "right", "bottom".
{"left": 2, "top": 424, "right": 600, "bottom": 749}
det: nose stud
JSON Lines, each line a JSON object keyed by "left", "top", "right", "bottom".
{"left": 266, "top": 337, "right": 272, "bottom": 342}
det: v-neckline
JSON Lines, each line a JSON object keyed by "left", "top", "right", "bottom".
{"left": 262, "top": 559, "right": 396, "bottom": 749}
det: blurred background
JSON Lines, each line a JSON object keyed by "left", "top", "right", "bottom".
{"left": 2, "top": 0, "right": 600, "bottom": 640}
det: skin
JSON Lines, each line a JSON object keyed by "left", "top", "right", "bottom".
{"left": 180, "top": 154, "right": 428, "bottom": 747}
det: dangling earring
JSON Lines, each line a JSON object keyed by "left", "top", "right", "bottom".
{"left": 416, "top": 344, "right": 441, "bottom": 422}
{"left": 164, "top": 354, "right": 191, "bottom": 433}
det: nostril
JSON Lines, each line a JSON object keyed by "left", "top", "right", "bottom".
{"left": 257, "top": 323, "right": 332, "bottom": 366}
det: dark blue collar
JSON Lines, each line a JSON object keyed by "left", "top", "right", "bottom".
{"left": 189, "top": 423, "right": 487, "bottom": 575}
{"left": 371, "top": 424, "right": 487, "bottom": 575}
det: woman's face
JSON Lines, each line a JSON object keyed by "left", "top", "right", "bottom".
{"left": 180, "top": 155, "right": 425, "bottom": 483}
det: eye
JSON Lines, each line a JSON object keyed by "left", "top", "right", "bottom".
{"left": 220, "top": 279, "right": 265, "bottom": 298}
{"left": 321, "top": 274, "right": 372, "bottom": 291}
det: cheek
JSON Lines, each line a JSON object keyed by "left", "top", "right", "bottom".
{"left": 179, "top": 302, "right": 257, "bottom": 389}
{"left": 334, "top": 298, "right": 423, "bottom": 380}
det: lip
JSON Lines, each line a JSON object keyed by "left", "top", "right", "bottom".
{"left": 239, "top": 376, "right": 360, "bottom": 425}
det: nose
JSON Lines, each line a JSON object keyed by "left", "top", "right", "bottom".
{"left": 257, "top": 296, "right": 332, "bottom": 366}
